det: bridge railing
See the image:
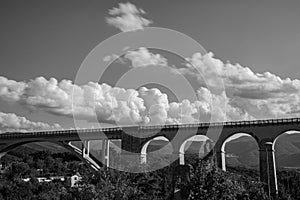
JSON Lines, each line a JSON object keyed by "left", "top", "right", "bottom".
{"left": 0, "top": 117, "right": 299, "bottom": 139}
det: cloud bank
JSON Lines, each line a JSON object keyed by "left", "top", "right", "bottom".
{"left": 182, "top": 52, "right": 300, "bottom": 120}
{"left": 0, "top": 111, "right": 61, "bottom": 133}
{"left": 0, "top": 49, "right": 299, "bottom": 127}
{"left": 106, "top": 2, "right": 152, "bottom": 32}
{"left": 0, "top": 76, "right": 224, "bottom": 126}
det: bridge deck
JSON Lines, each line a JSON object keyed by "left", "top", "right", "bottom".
{"left": 0, "top": 118, "right": 299, "bottom": 141}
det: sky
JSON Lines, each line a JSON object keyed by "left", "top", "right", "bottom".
{"left": 0, "top": 0, "right": 300, "bottom": 133}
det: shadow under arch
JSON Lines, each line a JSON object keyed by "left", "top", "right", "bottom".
{"left": 179, "top": 135, "right": 214, "bottom": 165}
{"left": 273, "top": 130, "right": 300, "bottom": 169}
{"left": 0, "top": 140, "right": 98, "bottom": 171}
{"left": 140, "top": 136, "right": 174, "bottom": 165}
{"left": 221, "top": 133, "right": 260, "bottom": 171}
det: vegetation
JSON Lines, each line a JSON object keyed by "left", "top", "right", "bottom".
{"left": 0, "top": 147, "right": 300, "bottom": 199}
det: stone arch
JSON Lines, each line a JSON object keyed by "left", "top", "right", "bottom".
{"left": 140, "top": 136, "right": 173, "bottom": 164}
{"left": 273, "top": 130, "right": 300, "bottom": 169}
{"left": 0, "top": 140, "right": 59, "bottom": 157}
{"left": 220, "top": 132, "right": 260, "bottom": 171}
{"left": 179, "top": 135, "right": 214, "bottom": 165}
{"left": 0, "top": 140, "right": 99, "bottom": 170}
{"left": 273, "top": 129, "right": 300, "bottom": 146}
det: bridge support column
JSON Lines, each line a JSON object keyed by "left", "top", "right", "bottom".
{"left": 259, "top": 142, "right": 278, "bottom": 198}
{"left": 141, "top": 153, "right": 147, "bottom": 164}
{"left": 216, "top": 150, "right": 226, "bottom": 171}
{"left": 179, "top": 152, "right": 185, "bottom": 165}
{"left": 82, "top": 140, "right": 90, "bottom": 158}
{"left": 101, "top": 140, "right": 110, "bottom": 167}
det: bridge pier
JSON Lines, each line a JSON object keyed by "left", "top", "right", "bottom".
{"left": 101, "top": 140, "right": 110, "bottom": 167}
{"left": 259, "top": 142, "right": 278, "bottom": 198}
{"left": 179, "top": 152, "right": 185, "bottom": 165}
{"left": 82, "top": 140, "right": 90, "bottom": 158}
{"left": 215, "top": 149, "right": 226, "bottom": 171}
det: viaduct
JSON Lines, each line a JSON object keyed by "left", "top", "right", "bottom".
{"left": 1, "top": 117, "right": 300, "bottom": 197}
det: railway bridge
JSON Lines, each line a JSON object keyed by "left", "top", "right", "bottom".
{"left": 1, "top": 117, "right": 300, "bottom": 197}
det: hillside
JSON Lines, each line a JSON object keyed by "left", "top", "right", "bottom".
{"left": 225, "top": 133, "right": 300, "bottom": 168}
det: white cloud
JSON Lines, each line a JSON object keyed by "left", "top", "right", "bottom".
{"left": 0, "top": 76, "right": 147, "bottom": 125}
{"left": 106, "top": 2, "right": 152, "bottom": 32}
{"left": 124, "top": 47, "right": 168, "bottom": 68}
{"left": 183, "top": 52, "right": 300, "bottom": 100}
{"left": 0, "top": 76, "right": 226, "bottom": 125}
{"left": 0, "top": 76, "right": 26, "bottom": 102}
{"left": 0, "top": 111, "right": 62, "bottom": 133}
{"left": 181, "top": 52, "right": 300, "bottom": 119}
{"left": 1, "top": 49, "right": 299, "bottom": 125}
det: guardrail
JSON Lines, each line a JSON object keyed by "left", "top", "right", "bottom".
{"left": 0, "top": 118, "right": 299, "bottom": 139}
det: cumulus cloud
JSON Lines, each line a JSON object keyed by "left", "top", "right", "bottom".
{"left": 0, "top": 76, "right": 145, "bottom": 125}
{"left": 1, "top": 48, "right": 299, "bottom": 125}
{"left": 0, "top": 76, "right": 227, "bottom": 125}
{"left": 109, "top": 47, "right": 300, "bottom": 121}
{"left": 0, "top": 76, "right": 27, "bottom": 102}
{"left": 181, "top": 51, "right": 300, "bottom": 119}
{"left": 0, "top": 111, "right": 62, "bottom": 133}
{"left": 124, "top": 47, "right": 168, "bottom": 68}
{"left": 183, "top": 52, "right": 300, "bottom": 100}
{"left": 106, "top": 2, "right": 152, "bottom": 32}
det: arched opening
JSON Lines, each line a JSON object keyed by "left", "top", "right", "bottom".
{"left": 179, "top": 135, "right": 214, "bottom": 166}
{"left": 221, "top": 133, "right": 259, "bottom": 171}
{"left": 72, "top": 139, "right": 119, "bottom": 168}
{"left": 273, "top": 130, "right": 300, "bottom": 169}
{"left": 0, "top": 141, "right": 93, "bottom": 178}
{"left": 273, "top": 130, "right": 300, "bottom": 199}
{"left": 141, "top": 136, "right": 173, "bottom": 166}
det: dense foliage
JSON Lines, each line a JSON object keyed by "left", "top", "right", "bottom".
{"left": 0, "top": 147, "right": 300, "bottom": 200}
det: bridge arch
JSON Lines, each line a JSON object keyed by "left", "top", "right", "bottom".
{"left": 0, "top": 140, "right": 99, "bottom": 170}
{"left": 220, "top": 132, "right": 260, "bottom": 171}
{"left": 273, "top": 129, "right": 300, "bottom": 145}
{"left": 140, "top": 136, "right": 173, "bottom": 164}
{"left": 273, "top": 130, "right": 300, "bottom": 169}
{"left": 179, "top": 135, "right": 213, "bottom": 165}
{"left": 0, "top": 140, "right": 64, "bottom": 156}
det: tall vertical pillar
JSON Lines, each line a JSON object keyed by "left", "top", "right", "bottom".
{"left": 179, "top": 152, "right": 185, "bottom": 165}
{"left": 101, "top": 139, "right": 110, "bottom": 167}
{"left": 106, "top": 140, "right": 110, "bottom": 167}
{"left": 141, "top": 152, "right": 147, "bottom": 164}
{"left": 82, "top": 140, "right": 90, "bottom": 158}
{"left": 259, "top": 141, "right": 278, "bottom": 198}
{"left": 215, "top": 149, "right": 226, "bottom": 171}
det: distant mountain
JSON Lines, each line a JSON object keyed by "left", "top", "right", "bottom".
{"left": 225, "top": 134, "right": 300, "bottom": 169}
{"left": 225, "top": 136, "right": 259, "bottom": 168}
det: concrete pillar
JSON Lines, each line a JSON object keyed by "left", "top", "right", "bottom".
{"left": 216, "top": 150, "right": 226, "bottom": 171}
{"left": 259, "top": 142, "right": 278, "bottom": 198}
{"left": 141, "top": 153, "right": 147, "bottom": 164}
{"left": 82, "top": 140, "right": 90, "bottom": 158}
{"left": 106, "top": 140, "right": 110, "bottom": 167}
{"left": 101, "top": 140, "right": 110, "bottom": 167}
{"left": 179, "top": 152, "right": 185, "bottom": 165}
